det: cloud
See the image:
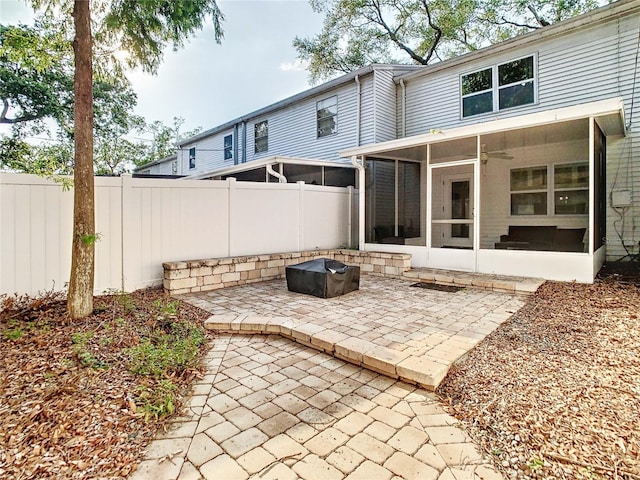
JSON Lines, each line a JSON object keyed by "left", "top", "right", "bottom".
{"left": 279, "top": 59, "right": 308, "bottom": 72}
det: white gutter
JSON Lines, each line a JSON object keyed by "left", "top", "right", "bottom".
{"left": 399, "top": 78, "right": 406, "bottom": 137}
{"left": 351, "top": 155, "right": 366, "bottom": 250}
{"left": 355, "top": 74, "right": 361, "bottom": 146}
{"left": 340, "top": 97, "right": 626, "bottom": 158}
{"left": 266, "top": 163, "right": 287, "bottom": 183}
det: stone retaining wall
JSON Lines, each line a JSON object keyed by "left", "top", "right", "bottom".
{"left": 163, "top": 250, "right": 411, "bottom": 295}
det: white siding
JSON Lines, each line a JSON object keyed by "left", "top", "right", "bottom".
{"left": 403, "top": 12, "right": 640, "bottom": 260}
{"left": 373, "top": 69, "right": 397, "bottom": 143}
{"left": 359, "top": 74, "right": 376, "bottom": 146}
{"left": 179, "top": 128, "right": 236, "bottom": 176}
{"left": 403, "top": 15, "right": 638, "bottom": 134}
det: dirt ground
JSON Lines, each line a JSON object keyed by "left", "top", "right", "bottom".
{"left": 0, "top": 287, "right": 211, "bottom": 479}
{"left": 439, "top": 262, "right": 640, "bottom": 479}
{"left": 1, "top": 262, "right": 639, "bottom": 479}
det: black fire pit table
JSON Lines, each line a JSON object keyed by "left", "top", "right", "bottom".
{"left": 285, "top": 258, "right": 360, "bottom": 298}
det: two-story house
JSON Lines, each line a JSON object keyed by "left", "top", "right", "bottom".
{"left": 343, "top": 0, "right": 638, "bottom": 282}
{"left": 136, "top": 0, "right": 639, "bottom": 282}
{"left": 136, "top": 64, "right": 420, "bottom": 185}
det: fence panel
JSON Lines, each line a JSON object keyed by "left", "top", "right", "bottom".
{"left": 1, "top": 173, "right": 356, "bottom": 296}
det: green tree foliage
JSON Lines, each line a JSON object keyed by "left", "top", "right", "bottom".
{"left": 295, "top": 0, "right": 605, "bottom": 83}
{"left": 0, "top": 18, "right": 140, "bottom": 135}
{"left": 18, "top": 0, "right": 224, "bottom": 319}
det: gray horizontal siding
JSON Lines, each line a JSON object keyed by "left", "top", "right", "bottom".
{"left": 404, "top": 14, "right": 638, "bottom": 135}
{"left": 373, "top": 69, "right": 397, "bottom": 143}
{"left": 359, "top": 75, "right": 376, "bottom": 146}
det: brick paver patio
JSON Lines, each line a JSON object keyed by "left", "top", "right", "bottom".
{"left": 131, "top": 335, "right": 504, "bottom": 480}
{"left": 186, "top": 276, "right": 526, "bottom": 389}
{"left": 130, "top": 275, "right": 531, "bottom": 479}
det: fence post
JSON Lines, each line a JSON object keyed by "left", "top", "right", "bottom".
{"left": 298, "top": 181, "right": 305, "bottom": 251}
{"left": 347, "top": 186, "right": 353, "bottom": 248}
{"left": 120, "top": 174, "right": 132, "bottom": 292}
{"left": 227, "top": 177, "right": 236, "bottom": 258}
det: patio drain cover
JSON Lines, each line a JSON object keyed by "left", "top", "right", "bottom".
{"left": 410, "top": 282, "right": 464, "bottom": 293}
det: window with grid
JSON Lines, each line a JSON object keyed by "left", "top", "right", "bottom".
{"left": 188, "top": 147, "right": 196, "bottom": 169}
{"left": 462, "top": 55, "right": 535, "bottom": 118}
{"left": 223, "top": 135, "right": 232, "bottom": 161}
{"left": 317, "top": 96, "right": 337, "bottom": 138}
{"left": 254, "top": 120, "right": 268, "bottom": 153}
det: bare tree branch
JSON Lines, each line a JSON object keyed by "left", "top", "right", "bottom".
{"left": 420, "top": 0, "right": 442, "bottom": 63}
{"left": 527, "top": 4, "right": 550, "bottom": 27}
{"left": 0, "top": 98, "right": 40, "bottom": 124}
{"left": 370, "top": 0, "right": 428, "bottom": 64}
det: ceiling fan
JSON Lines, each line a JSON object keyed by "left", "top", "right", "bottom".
{"left": 480, "top": 144, "right": 514, "bottom": 164}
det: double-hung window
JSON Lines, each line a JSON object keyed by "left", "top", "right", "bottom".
{"left": 462, "top": 55, "right": 536, "bottom": 118}
{"left": 510, "top": 162, "right": 588, "bottom": 216}
{"left": 223, "top": 134, "right": 233, "bottom": 161}
{"left": 317, "top": 96, "right": 337, "bottom": 138}
{"left": 255, "top": 120, "right": 268, "bottom": 153}
{"left": 188, "top": 147, "right": 196, "bottom": 169}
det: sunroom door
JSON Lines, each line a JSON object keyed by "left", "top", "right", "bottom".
{"left": 429, "top": 162, "right": 476, "bottom": 271}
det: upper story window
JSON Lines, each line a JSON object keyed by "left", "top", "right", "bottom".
{"left": 188, "top": 147, "right": 196, "bottom": 169}
{"left": 462, "top": 55, "right": 536, "bottom": 118}
{"left": 223, "top": 134, "right": 233, "bottom": 161}
{"left": 317, "top": 96, "right": 337, "bottom": 138}
{"left": 255, "top": 120, "right": 268, "bottom": 153}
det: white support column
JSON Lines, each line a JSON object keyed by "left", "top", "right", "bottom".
{"left": 474, "top": 136, "right": 481, "bottom": 272}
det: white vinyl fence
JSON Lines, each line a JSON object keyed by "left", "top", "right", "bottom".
{"left": 0, "top": 173, "right": 358, "bottom": 296}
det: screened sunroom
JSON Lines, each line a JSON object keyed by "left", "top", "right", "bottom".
{"left": 342, "top": 98, "right": 626, "bottom": 282}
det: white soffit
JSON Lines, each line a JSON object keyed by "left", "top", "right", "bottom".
{"left": 340, "top": 97, "right": 626, "bottom": 159}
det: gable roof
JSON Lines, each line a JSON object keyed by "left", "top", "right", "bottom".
{"left": 178, "top": 64, "right": 421, "bottom": 147}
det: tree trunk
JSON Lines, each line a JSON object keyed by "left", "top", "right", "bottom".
{"left": 67, "top": 0, "right": 95, "bottom": 319}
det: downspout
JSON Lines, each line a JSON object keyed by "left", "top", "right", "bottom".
{"left": 351, "top": 155, "right": 365, "bottom": 250}
{"left": 267, "top": 163, "right": 287, "bottom": 183}
{"left": 399, "top": 79, "right": 406, "bottom": 137}
{"left": 241, "top": 121, "right": 247, "bottom": 163}
{"left": 233, "top": 123, "right": 239, "bottom": 165}
{"left": 355, "top": 74, "right": 361, "bottom": 146}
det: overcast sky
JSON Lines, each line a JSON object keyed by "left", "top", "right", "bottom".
{"left": 0, "top": 0, "right": 324, "bottom": 138}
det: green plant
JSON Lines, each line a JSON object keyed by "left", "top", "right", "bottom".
{"left": 527, "top": 457, "right": 544, "bottom": 472}
{"left": 154, "top": 298, "right": 179, "bottom": 317}
{"left": 79, "top": 232, "right": 101, "bottom": 246}
{"left": 116, "top": 292, "right": 136, "bottom": 311}
{"left": 134, "top": 380, "right": 177, "bottom": 421}
{"left": 2, "top": 326, "right": 24, "bottom": 340}
{"left": 126, "top": 321, "right": 204, "bottom": 377}
{"left": 71, "top": 331, "right": 107, "bottom": 368}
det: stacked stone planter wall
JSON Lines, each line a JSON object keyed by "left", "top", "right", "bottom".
{"left": 163, "top": 250, "right": 411, "bottom": 295}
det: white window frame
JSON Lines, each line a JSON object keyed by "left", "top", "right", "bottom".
{"left": 509, "top": 160, "right": 589, "bottom": 217}
{"left": 223, "top": 134, "right": 233, "bottom": 161}
{"left": 254, "top": 120, "right": 268, "bottom": 153}
{"left": 461, "top": 53, "right": 537, "bottom": 119}
{"left": 188, "top": 147, "right": 196, "bottom": 169}
{"left": 316, "top": 95, "right": 338, "bottom": 138}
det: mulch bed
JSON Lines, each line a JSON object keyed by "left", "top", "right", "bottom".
{"left": 0, "top": 287, "right": 211, "bottom": 479}
{"left": 439, "top": 263, "right": 640, "bottom": 479}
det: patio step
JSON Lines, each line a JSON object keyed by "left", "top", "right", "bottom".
{"left": 402, "top": 268, "right": 545, "bottom": 295}
{"left": 204, "top": 314, "right": 465, "bottom": 390}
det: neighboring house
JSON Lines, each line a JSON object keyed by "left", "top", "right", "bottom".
{"left": 342, "top": 0, "right": 639, "bottom": 282}
{"left": 135, "top": 0, "right": 639, "bottom": 282}
{"left": 135, "top": 153, "right": 179, "bottom": 176}
{"left": 135, "top": 64, "right": 420, "bottom": 181}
